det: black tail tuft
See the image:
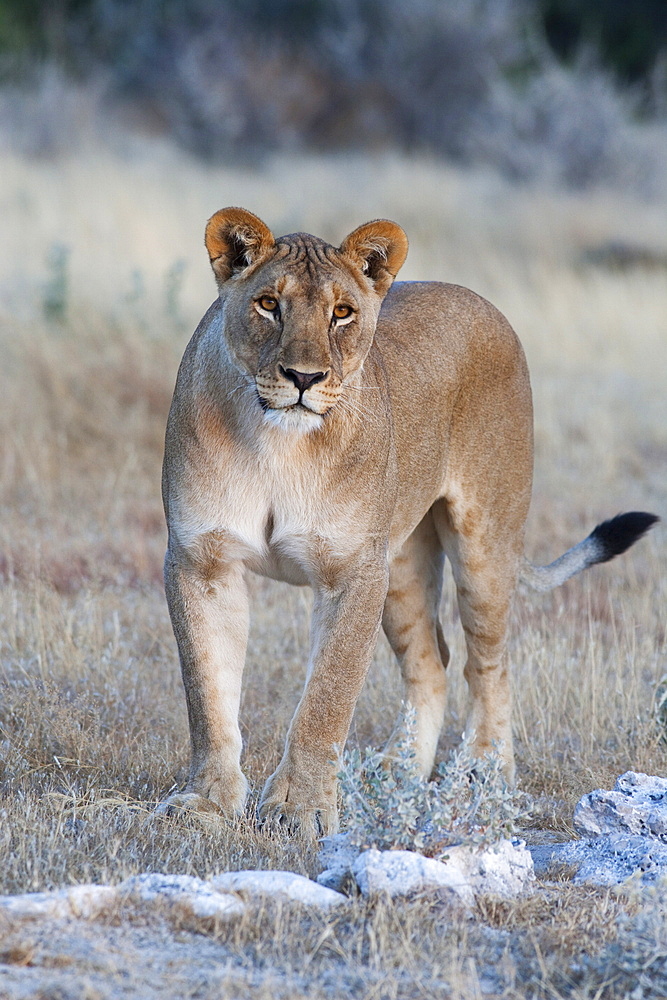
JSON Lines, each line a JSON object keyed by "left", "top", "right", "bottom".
{"left": 590, "top": 511, "right": 659, "bottom": 563}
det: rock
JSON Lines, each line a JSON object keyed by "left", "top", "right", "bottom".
{"left": 444, "top": 839, "right": 535, "bottom": 898}
{"left": 66, "top": 884, "right": 120, "bottom": 918}
{"left": 317, "top": 833, "right": 362, "bottom": 894}
{"left": 319, "top": 835, "right": 533, "bottom": 901}
{"left": 211, "top": 870, "right": 347, "bottom": 910}
{"left": 0, "top": 885, "right": 118, "bottom": 921}
{"left": 316, "top": 868, "right": 354, "bottom": 893}
{"left": 0, "top": 840, "right": 533, "bottom": 927}
{"left": 0, "top": 871, "right": 345, "bottom": 926}
{"left": 550, "top": 834, "right": 667, "bottom": 887}
{"left": 318, "top": 832, "right": 361, "bottom": 869}
{"left": 527, "top": 843, "right": 574, "bottom": 878}
{"left": 574, "top": 772, "right": 667, "bottom": 839}
{"left": 352, "top": 849, "right": 475, "bottom": 904}
{"left": 120, "top": 872, "right": 244, "bottom": 921}
{"left": 341, "top": 839, "right": 533, "bottom": 903}
{"left": 528, "top": 773, "right": 667, "bottom": 887}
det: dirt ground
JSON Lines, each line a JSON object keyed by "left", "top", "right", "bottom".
{"left": 0, "top": 884, "right": 626, "bottom": 1000}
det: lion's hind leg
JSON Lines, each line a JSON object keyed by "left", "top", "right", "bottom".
{"left": 382, "top": 510, "right": 449, "bottom": 777}
{"left": 432, "top": 497, "right": 525, "bottom": 783}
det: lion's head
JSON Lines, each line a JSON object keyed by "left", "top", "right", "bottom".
{"left": 204, "top": 207, "right": 408, "bottom": 433}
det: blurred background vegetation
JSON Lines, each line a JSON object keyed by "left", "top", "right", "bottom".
{"left": 0, "top": 0, "right": 665, "bottom": 192}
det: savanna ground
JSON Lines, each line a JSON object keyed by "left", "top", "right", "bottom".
{"left": 0, "top": 137, "right": 666, "bottom": 998}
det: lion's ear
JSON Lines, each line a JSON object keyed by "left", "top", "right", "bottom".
{"left": 205, "top": 208, "right": 275, "bottom": 286}
{"left": 339, "top": 220, "right": 408, "bottom": 296}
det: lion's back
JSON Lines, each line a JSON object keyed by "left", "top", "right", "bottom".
{"left": 373, "top": 281, "right": 533, "bottom": 512}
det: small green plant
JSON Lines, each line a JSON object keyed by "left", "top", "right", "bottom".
{"left": 654, "top": 675, "right": 667, "bottom": 743}
{"left": 42, "top": 242, "right": 70, "bottom": 323}
{"left": 125, "top": 268, "right": 146, "bottom": 309}
{"left": 164, "top": 259, "right": 187, "bottom": 327}
{"left": 338, "top": 707, "right": 528, "bottom": 857}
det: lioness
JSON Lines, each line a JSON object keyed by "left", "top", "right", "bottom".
{"left": 161, "top": 207, "right": 657, "bottom": 834}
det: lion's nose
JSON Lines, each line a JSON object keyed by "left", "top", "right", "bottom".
{"left": 280, "top": 367, "right": 328, "bottom": 393}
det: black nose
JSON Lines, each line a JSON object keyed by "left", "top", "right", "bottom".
{"left": 280, "top": 367, "right": 328, "bottom": 393}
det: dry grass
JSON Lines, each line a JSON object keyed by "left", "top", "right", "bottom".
{"left": 0, "top": 888, "right": 640, "bottom": 999}
{"left": 0, "top": 136, "right": 666, "bottom": 997}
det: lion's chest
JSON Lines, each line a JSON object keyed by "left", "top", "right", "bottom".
{"left": 173, "top": 445, "right": 369, "bottom": 586}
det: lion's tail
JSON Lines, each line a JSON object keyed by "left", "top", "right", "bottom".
{"left": 520, "top": 511, "right": 659, "bottom": 593}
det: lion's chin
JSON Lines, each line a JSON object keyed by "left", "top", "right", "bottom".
{"left": 263, "top": 405, "right": 325, "bottom": 435}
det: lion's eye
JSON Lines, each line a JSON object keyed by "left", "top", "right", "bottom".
{"left": 333, "top": 304, "right": 353, "bottom": 321}
{"left": 258, "top": 295, "right": 279, "bottom": 313}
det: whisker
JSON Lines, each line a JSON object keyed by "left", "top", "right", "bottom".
{"left": 227, "top": 382, "right": 253, "bottom": 400}
{"left": 341, "top": 382, "right": 381, "bottom": 392}
{"left": 336, "top": 392, "right": 382, "bottom": 428}
{"left": 226, "top": 378, "right": 257, "bottom": 406}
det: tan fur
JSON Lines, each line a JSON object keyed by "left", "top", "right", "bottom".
{"left": 161, "top": 207, "right": 534, "bottom": 835}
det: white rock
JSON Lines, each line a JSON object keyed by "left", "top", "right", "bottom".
{"left": 316, "top": 868, "right": 349, "bottom": 893}
{"left": 352, "top": 849, "right": 475, "bottom": 904}
{"left": 0, "top": 890, "right": 75, "bottom": 921}
{"left": 64, "top": 884, "right": 120, "bottom": 918}
{"left": 530, "top": 832, "right": 667, "bottom": 887}
{"left": 318, "top": 833, "right": 361, "bottom": 871}
{"left": 0, "top": 885, "right": 118, "bottom": 921}
{"left": 211, "top": 870, "right": 347, "bottom": 910}
{"left": 352, "top": 840, "right": 534, "bottom": 903}
{"left": 574, "top": 772, "right": 667, "bottom": 839}
{"left": 188, "top": 893, "right": 245, "bottom": 920}
{"left": 317, "top": 833, "right": 361, "bottom": 893}
{"left": 444, "top": 839, "right": 535, "bottom": 898}
{"left": 120, "top": 872, "right": 244, "bottom": 921}
{"left": 528, "top": 773, "right": 667, "bottom": 887}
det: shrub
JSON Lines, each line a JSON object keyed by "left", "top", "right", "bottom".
{"left": 42, "top": 242, "right": 70, "bottom": 324}
{"left": 1, "top": 0, "right": 665, "bottom": 192}
{"left": 337, "top": 707, "right": 529, "bottom": 857}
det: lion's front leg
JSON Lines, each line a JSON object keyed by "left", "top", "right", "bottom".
{"left": 160, "top": 546, "right": 250, "bottom": 815}
{"left": 259, "top": 557, "right": 389, "bottom": 836}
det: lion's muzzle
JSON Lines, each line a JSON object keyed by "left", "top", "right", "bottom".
{"left": 279, "top": 366, "right": 329, "bottom": 395}
{"left": 255, "top": 365, "right": 340, "bottom": 425}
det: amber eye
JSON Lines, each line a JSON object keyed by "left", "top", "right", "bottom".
{"left": 333, "top": 304, "right": 353, "bottom": 320}
{"left": 258, "top": 295, "right": 279, "bottom": 312}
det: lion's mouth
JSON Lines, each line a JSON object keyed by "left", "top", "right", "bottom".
{"left": 256, "top": 392, "right": 326, "bottom": 417}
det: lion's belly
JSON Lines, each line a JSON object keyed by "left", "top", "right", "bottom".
{"left": 248, "top": 547, "right": 310, "bottom": 586}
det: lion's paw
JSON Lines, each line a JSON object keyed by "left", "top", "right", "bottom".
{"left": 156, "top": 761, "right": 249, "bottom": 819}
{"left": 154, "top": 791, "right": 225, "bottom": 818}
{"left": 258, "top": 769, "right": 338, "bottom": 838}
